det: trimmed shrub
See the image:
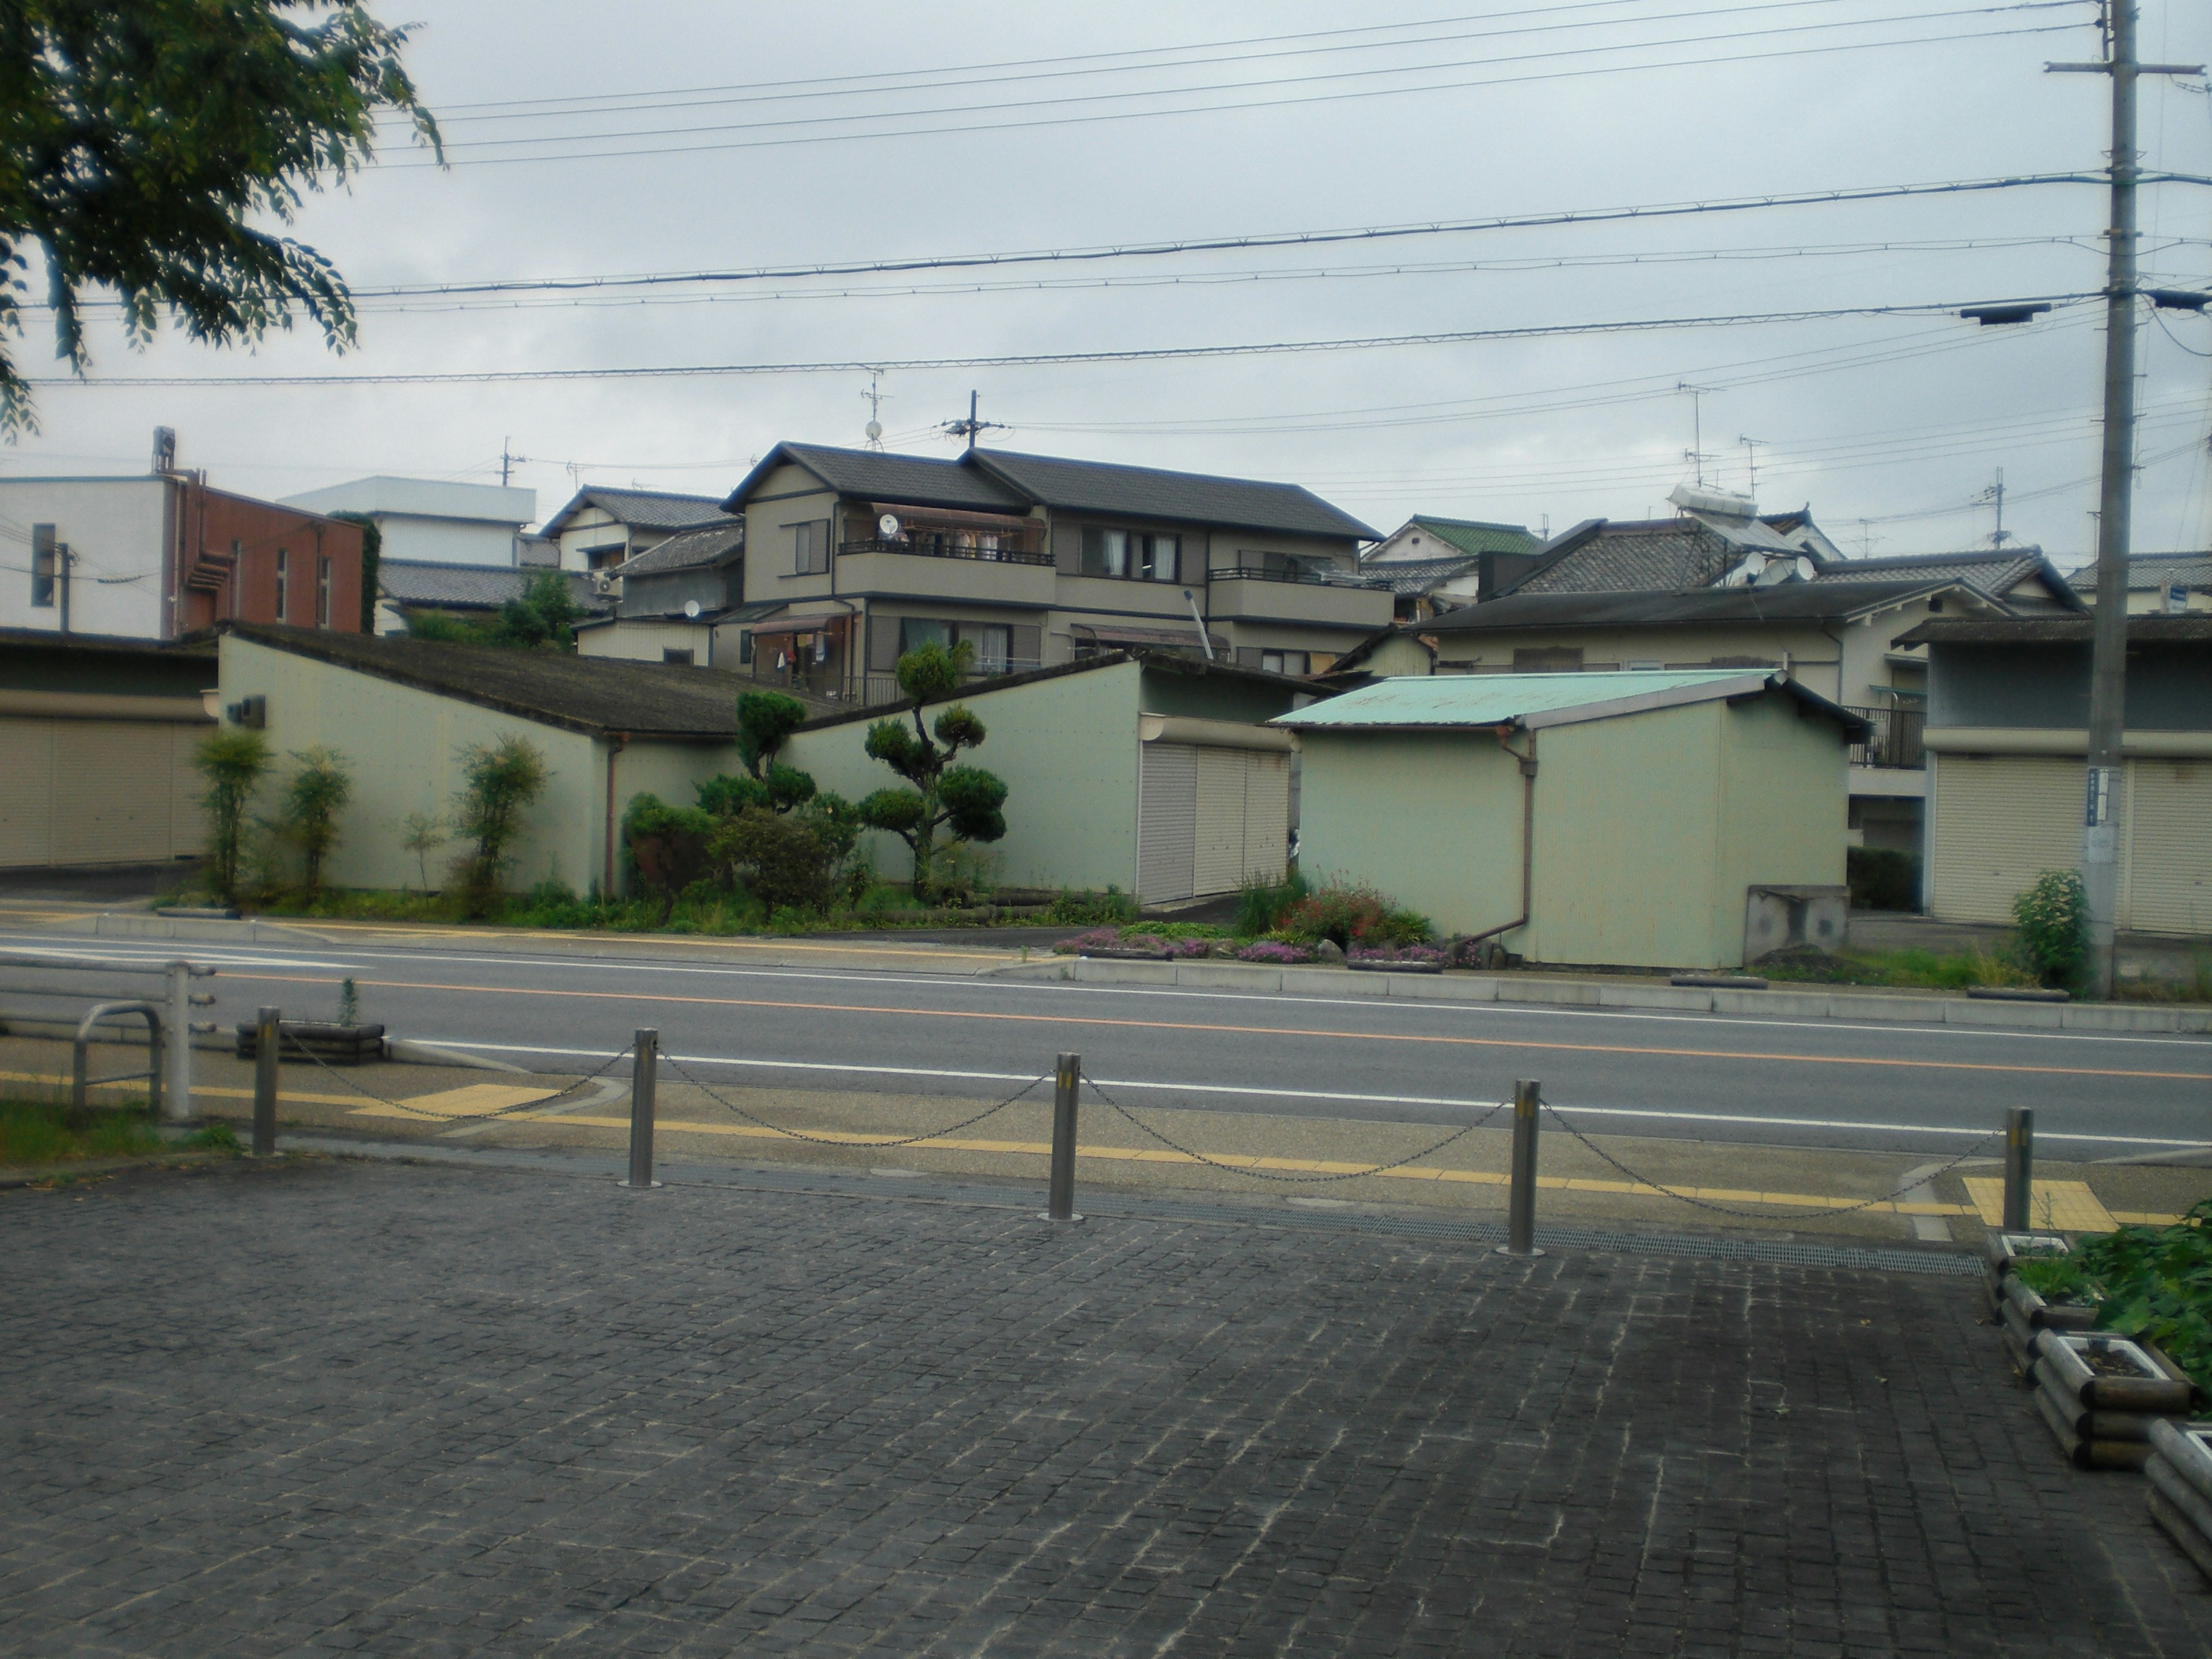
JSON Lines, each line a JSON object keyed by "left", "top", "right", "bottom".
{"left": 2013, "top": 868, "right": 2089, "bottom": 988}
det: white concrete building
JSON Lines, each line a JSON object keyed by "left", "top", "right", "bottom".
{"left": 279, "top": 476, "right": 536, "bottom": 567}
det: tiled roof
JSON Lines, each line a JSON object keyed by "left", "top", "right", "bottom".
{"left": 1403, "top": 517, "right": 1540, "bottom": 558}
{"left": 378, "top": 560, "right": 610, "bottom": 616}
{"left": 1806, "top": 548, "right": 2064, "bottom": 602}
{"left": 737, "top": 444, "right": 1032, "bottom": 514}
{"left": 614, "top": 521, "right": 745, "bottom": 578}
{"left": 542, "top": 488, "right": 733, "bottom": 537}
{"left": 1363, "top": 555, "right": 1479, "bottom": 596}
{"left": 1503, "top": 521, "right": 1739, "bottom": 596}
{"left": 2122, "top": 552, "right": 2212, "bottom": 590}
{"left": 728, "top": 442, "right": 1378, "bottom": 539}
{"left": 1896, "top": 614, "right": 2212, "bottom": 645}
{"left": 1421, "top": 578, "right": 1974, "bottom": 633}
{"left": 1274, "top": 667, "right": 1867, "bottom": 738}
{"left": 972, "top": 449, "right": 1378, "bottom": 540}
{"left": 224, "top": 623, "right": 777, "bottom": 738}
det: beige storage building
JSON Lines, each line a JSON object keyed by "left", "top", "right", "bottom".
{"left": 1278, "top": 669, "right": 1865, "bottom": 969}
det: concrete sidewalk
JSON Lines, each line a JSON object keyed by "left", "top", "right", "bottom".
{"left": 5, "top": 1154, "right": 2209, "bottom": 1656}
{"left": 13, "top": 1036, "right": 2206, "bottom": 1248}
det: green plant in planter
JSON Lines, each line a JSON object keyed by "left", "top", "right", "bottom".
{"left": 449, "top": 736, "right": 549, "bottom": 915}
{"left": 856, "top": 643, "right": 1007, "bottom": 897}
{"left": 2012, "top": 868, "right": 2088, "bottom": 988}
{"left": 279, "top": 745, "right": 352, "bottom": 897}
{"left": 2013, "top": 1200, "right": 2212, "bottom": 1393}
{"left": 192, "top": 726, "right": 272, "bottom": 904}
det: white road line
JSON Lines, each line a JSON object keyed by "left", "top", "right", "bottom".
{"left": 16, "top": 930, "right": 2192, "bottom": 1051}
{"left": 415, "top": 1039, "right": 2212, "bottom": 1149}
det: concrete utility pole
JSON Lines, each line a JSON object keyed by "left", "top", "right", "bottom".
{"left": 2048, "top": 7, "right": 2204, "bottom": 999}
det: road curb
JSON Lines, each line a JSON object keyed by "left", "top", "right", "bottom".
{"left": 985, "top": 955, "right": 2211, "bottom": 1035}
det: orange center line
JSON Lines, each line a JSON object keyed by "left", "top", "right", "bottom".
{"left": 225, "top": 971, "right": 2211, "bottom": 1081}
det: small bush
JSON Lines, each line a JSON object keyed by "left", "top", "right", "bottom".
{"left": 279, "top": 746, "right": 353, "bottom": 897}
{"left": 1275, "top": 882, "right": 1431, "bottom": 949}
{"left": 2013, "top": 869, "right": 2089, "bottom": 988}
{"left": 1048, "top": 887, "right": 1140, "bottom": 926}
{"left": 1237, "top": 940, "right": 1316, "bottom": 964}
{"left": 187, "top": 1120, "right": 240, "bottom": 1152}
{"left": 1846, "top": 847, "right": 1918, "bottom": 912}
{"left": 192, "top": 727, "right": 272, "bottom": 903}
{"left": 2012, "top": 1199, "right": 2212, "bottom": 1395}
{"left": 623, "top": 793, "right": 717, "bottom": 893}
{"left": 1234, "top": 871, "right": 1309, "bottom": 936}
{"left": 714, "top": 806, "right": 835, "bottom": 914}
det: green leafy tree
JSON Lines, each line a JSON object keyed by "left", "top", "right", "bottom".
{"left": 278, "top": 744, "right": 351, "bottom": 896}
{"left": 399, "top": 811, "right": 445, "bottom": 892}
{"left": 191, "top": 726, "right": 271, "bottom": 903}
{"left": 692, "top": 690, "right": 821, "bottom": 817}
{"left": 449, "top": 736, "right": 548, "bottom": 915}
{"left": 0, "top": 1, "right": 440, "bottom": 433}
{"left": 2013, "top": 868, "right": 2089, "bottom": 989}
{"left": 856, "top": 643, "right": 1008, "bottom": 897}
{"left": 488, "top": 569, "right": 585, "bottom": 650}
{"left": 736, "top": 690, "right": 809, "bottom": 778}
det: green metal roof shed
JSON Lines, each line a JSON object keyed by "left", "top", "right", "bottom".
{"left": 1274, "top": 671, "right": 1864, "bottom": 970}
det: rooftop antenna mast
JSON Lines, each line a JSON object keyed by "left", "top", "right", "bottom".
{"left": 1975, "top": 468, "right": 2011, "bottom": 546}
{"left": 942, "top": 389, "right": 1007, "bottom": 453}
{"left": 861, "top": 372, "right": 889, "bottom": 450}
{"left": 1738, "top": 435, "right": 1766, "bottom": 502}
{"left": 1677, "top": 382, "right": 1715, "bottom": 488}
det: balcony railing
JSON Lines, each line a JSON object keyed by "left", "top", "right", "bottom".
{"left": 1846, "top": 704, "right": 1926, "bottom": 769}
{"left": 1211, "top": 563, "right": 1389, "bottom": 590}
{"left": 840, "top": 536, "right": 1054, "bottom": 568}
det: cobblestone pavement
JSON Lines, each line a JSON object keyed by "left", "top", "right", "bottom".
{"left": 5, "top": 1158, "right": 2210, "bottom": 1658}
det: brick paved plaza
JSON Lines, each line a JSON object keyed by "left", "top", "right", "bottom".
{"left": 5, "top": 1156, "right": 2210, "bottom": 1657}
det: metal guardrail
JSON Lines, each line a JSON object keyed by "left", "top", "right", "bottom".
{"left": 0, "top": 950, "right": 215, "bottom": 1123}
{"left": 1846, "top": 704, "right": 1926, "bottom": 768}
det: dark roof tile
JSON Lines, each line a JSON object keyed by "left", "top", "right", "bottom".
{"left": 972, "top": 448, "right": 1377, "bottom": 539}
{"left": 378, "top": 560, "right": 609, "bottom": 615}
{"left": 615, "top": 521, "right": 745, "bottom": 577}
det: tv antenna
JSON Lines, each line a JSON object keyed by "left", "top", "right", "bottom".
{"left": 861, "top": 372, "right": 889, "bottom": 450}
{"left": 1677, "top": 383, "right": 1717, "bottom": 487}
{"left": 1738, "top": 435, "right": 1766, "bottom": 502}
{"left": 1974, "top": 468, "right": 2010, "bottom": 547}
{"left": 942, "top": 389, "right": 1008, "bottom": 453}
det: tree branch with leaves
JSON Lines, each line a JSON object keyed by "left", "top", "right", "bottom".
{"left": 856, "top": 642, "right": 1007, "bottom": 897}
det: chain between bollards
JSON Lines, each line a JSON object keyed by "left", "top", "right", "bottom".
{"left": 1498, "top": 1078, "right": 1543, "bottom": 1257}
{"left": 1040, "top": 1051, "right": 1083, "bottom": 1224}
{"left": 2002, "top": 1107, "right": 2035, "bottom": 1231}
{"left": 251, "top": 1006, "right": 279, "bottom": 1157}
{"left": 620, "top": 1028, "right": 662, "bottom": 1191}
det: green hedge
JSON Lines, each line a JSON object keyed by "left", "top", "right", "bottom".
{"left": 1847, "top": 847, "right": 1918, "bottom": 911}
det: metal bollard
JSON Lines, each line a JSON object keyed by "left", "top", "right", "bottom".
{"left": 1497, "top": 1078, "right": 1544, "bottom": 1257}
{"left": 620, "top": 1028, "right": 662, "bottom": 1190}
{"left": 251, "top": 1006, "right": 279, "bottom": 1157}
{"left": 2003, "top": 1107, "right": 2035, "bottom": 1230}
{"left": 163, "top": 962, "right": 195, "bottom": 1124}
{"left": 1040, "top": 1052, "right": 1084, "bottom": 1224}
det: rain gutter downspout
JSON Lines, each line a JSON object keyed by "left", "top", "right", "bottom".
{"left": 604, "top": 732, "right": 630, "bottom": 899}
{"left": 1463, "top": 724, "right": 1537, "bottom": 946}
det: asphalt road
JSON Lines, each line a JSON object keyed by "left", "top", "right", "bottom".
{"left": 6, "top": 927, "right": 2208, "bottom": 1161}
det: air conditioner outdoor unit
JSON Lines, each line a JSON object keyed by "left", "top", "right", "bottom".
{"left": 592, "top": 571, "right": 615, "bottom": 594}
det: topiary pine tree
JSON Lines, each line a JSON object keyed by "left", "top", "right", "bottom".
{"left": 856, "top": 642, "right": 1007, "bottom": 897}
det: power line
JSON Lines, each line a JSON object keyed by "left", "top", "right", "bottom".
{"left": 385, "top": 18, "right": 2088, "bottom": 168}
{"left": 24, "top": 294, "right": 2104, "bottom": 389}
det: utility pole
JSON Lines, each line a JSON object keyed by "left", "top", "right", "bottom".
{"left": 501, "top": 439, "right": 529, "bottom": 487}
{"left": 943, "top": 389, "right": 1007, "bottom": 453}
{"left": 2047, "top": 8, "right": 2203, "bottom": 998}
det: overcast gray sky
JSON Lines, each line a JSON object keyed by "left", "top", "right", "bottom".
{"left": 7, "top": 0, "right": 2211, "bottom": 561}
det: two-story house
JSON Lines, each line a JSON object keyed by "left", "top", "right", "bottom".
{"left": 539, "top": 487, "right": 738, "bottom": 580}
{"left": 717, "top": 443, "right": 1387, "bottom": 702}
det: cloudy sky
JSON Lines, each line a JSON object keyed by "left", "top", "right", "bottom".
{"left": 7, "top": 0, "right": 2211, "bottom": 563}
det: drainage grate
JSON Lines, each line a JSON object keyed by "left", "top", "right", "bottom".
{"left": 285, "top": 1133, "right": 1983, "bottom": 1278}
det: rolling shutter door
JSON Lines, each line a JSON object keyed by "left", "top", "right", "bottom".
{"left": 1192, "top": 750, "right": 1249, "bottom": 897}
{"left": 2125, "top": 759, "right": 2212, "bottom": 935}
{"left": 1138, "top": 742, "right": 1198, "bottom": 903}
{"left": 0, "top": 719, "right": 56, "bottom": 866}
{"left": 1930, "top": 754, "right": 2089, "bottom": 924}
{"left": 1242, "top": 751, "right": 1290, "bottom": 884}
{"left": 55, "top": 721, "right": 176, "bottom": 865}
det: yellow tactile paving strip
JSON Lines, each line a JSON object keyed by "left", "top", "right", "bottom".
{"left": 1961, "top": 1177, "right": 2120, "bottom": 1232}
{"left": 346, "top": 1084, "right": 560, "bottom": 1122}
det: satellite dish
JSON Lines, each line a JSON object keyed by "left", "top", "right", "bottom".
{"left": 865, "top": 420, "right": 883, "bottom": 442}
{"left": 878, "top": 513, "right": 901, "bottom": 540}
{"left": 684, "top": 599, "right": 702, "bottom": 619}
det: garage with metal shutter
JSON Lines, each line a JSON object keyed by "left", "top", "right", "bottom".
{"left": 2126, "top": 758, "right": 2212, "bottom": 934}
{"left": 1137, "top": 718, "right": 1293, "bottom": 905}
{"left": 0, "top": 715, "right": 209, "bottom": 869}
{"left": 1929, "top": 753, "right": 2090, "bottom": 925}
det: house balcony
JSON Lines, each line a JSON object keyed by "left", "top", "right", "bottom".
{"left": 1206, "top": 567, "right": 1394, "bottom": 632}
{"left": 1846, "top": 704, "right": 1926, "bottom": 770}
{"left": 836, "top": 540, "right": 1058, "bottom": 606}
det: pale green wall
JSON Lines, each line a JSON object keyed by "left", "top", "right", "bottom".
{"left": 1296, "top": 689, "right": 1851, "bottom": 968}
{"left": 1296, "top": 730, "right": 1527, "bottom": 938}
{"left": 782, "top": 660, "right": 1146, "bottom": 891}
{"left": 220, "top": 636, "right": 743, "bottom": 896}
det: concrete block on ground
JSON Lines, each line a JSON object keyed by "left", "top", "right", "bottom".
{"left": 1497, "top": 978, "right": 1604, "bottom": 1006}
{"left": 1387, "top": 974, "right": 1499, "bottom": 1002}
{"left": 1944, "top": 997, "right": 2067, "bottom": 1031}
{"left": 1072, "top": 958, "right": 1178, "bottom": 987}
{"left": 2059, "top": 1003, "right": 2203, "bottom": 1035}
{"left": 1713, "top": 988, "right": 1835, "bottom": 1018}
{"left": 1827, "top": 993, "right": 1946, "bottom": 1023}
{"left": 1173, "top": 963, "right": 1282, "bottom": 993}
{"left": 1596, "top": 983, "right": 1714, "bottom": 1012}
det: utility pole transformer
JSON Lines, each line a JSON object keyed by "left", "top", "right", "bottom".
{"left": 2047, "top": 9, "right": 2205, "bottom": 999}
